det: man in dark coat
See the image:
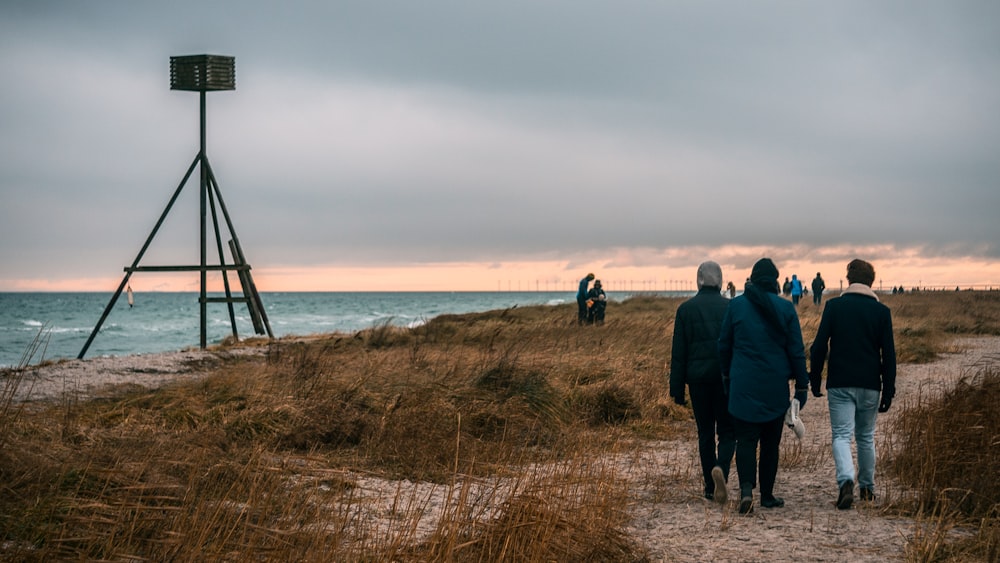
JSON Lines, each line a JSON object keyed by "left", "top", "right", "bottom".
{"left": 811, "top": 272, "right": 826, "bottom": 306}
{"left": 810, "top": 259, "right": 896, "bottom": 509}
{"left": 670, "top": 261, "right": 734, "bottom": 503}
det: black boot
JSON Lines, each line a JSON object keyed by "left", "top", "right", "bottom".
{"left": 738, "top": 484, "right": 753, "bottom": 514}
{"left": 760, "top": 495, "right": 785, "bottom": 508}
{"left": 837, "top": 480, "right": 854, "bottom": 510}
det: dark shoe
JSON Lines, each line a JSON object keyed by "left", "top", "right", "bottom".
{"left": 859, "top": 487, "right": 875, "bottom": 502}
{"left": 704, "top": 491, "right": 714, "bottom": 501}
{"left": 760, "top": 496, "right": 785, "bottom": 508}
{"left": 738, "top": 494, "right": 754, "bottom": 514}
{"left": 711, "top": 466, "right": 728, "bottom": 505}
{"left": 837, "top": 480, "right": 854, "bottom": 510}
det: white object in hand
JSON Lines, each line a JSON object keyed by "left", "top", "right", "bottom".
{"left": 785, "top": 398, "right": 805, "bottom": 439}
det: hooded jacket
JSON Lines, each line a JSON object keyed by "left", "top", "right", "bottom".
{"left": 719, "top": 290, "right": 809, "bottom": 422}
{"left": 670, "top": 286, "right": 730, "bottom": 400}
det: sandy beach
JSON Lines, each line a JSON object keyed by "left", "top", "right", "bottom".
{"left": 6, "top": 336, "right": 1000, "bottom": 562}
{"left": 6, "top": 346, "right": 264, "bottom": 404}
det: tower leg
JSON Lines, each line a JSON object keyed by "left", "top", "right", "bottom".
{"left": 78, "top": 154, "right": 201, "bottom": 359}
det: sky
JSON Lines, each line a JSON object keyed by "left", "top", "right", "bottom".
{"left": 2, "top": 1, "right": 999, "bottom": 292}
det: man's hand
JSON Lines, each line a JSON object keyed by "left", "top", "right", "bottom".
{"left": 878, "top": 395, "right": 892, "bottom": 413}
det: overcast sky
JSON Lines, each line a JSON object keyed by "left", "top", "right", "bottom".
{"left": 2, "top": 1, "right": 998, "bottom": 291}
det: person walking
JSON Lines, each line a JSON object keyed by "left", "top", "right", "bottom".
{"left": 576, "top": 273, "right": 595, "bottom": 325}
{"left": 790, "top": 274, "right": 803, "bottom": 306}
{"left": 811, "top": 272, "right": 826, "bottom": 306}
{"left": 719, "top": 258, "right": 809, "bottom": 514}
{"left": 809, "top": 259, "right": 896, "bottom": 509}
{"left": 670, "top": 261, "right": 735, "bottom": 504}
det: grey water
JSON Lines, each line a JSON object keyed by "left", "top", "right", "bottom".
{"left": 0, "top": 291, "right": 687, "bottom": 368}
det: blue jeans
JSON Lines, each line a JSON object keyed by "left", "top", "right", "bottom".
{"left": 827, "top": 387, "right": 880, "bottom": 490}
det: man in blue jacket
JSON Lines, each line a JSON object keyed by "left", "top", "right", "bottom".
{"left": 790, "top": 274, "right": 803, "bottom": 306}
{"left": 810, "top": 259, "right": 896, "bottom": 509}
{"left": 719, "top": 258, "right": 809, "bottom": 514}
{"left": 576, "top": 273, "right": 595, "bottom": 325}
{"left": 670, "top": 261, "right": 734, "bottom": 504}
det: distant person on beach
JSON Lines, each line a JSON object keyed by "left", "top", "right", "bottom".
{"left": 790, "top": 274, "right": 803, "bottom": 306}
{"left": 727, "top": 281, "right": 736, "bottom": 299}
{"left": 809, "top": 259, "right": 896, "bottom": 509}
{"left": 719, "top": 258, "right": 810, "bottom": 514}
{"left": 670, "top": 261, "right": 734, "bottom": 504}
{"left": 577, "top": 273, "right": 595, "bottom": 325}
{"left": 812, "top": 273, "right": 826, "bottom": 306}
{"left": 586, "top": 279, "right": 607, "bottom": 325}
{"left": 782, "top": 277, "right": 792, "bottom": 297}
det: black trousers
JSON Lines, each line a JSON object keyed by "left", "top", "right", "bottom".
{"left": 689, "top": 380, "right": 736, "bottom": 494}
{"left": 577, "top": 297, "right": 588, "bottom": 325}
{"left": 733, "top": 414, "right": 785, "bottom": 498}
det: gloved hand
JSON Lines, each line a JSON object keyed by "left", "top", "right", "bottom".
{"left": 794, "top": 388, "right": 808, "bottom": 410}
{"left": 878, "top": 394, "right": 892, "bottom": 412}
{"left": 673, "top": 395, "right": 686, "bottom": 406}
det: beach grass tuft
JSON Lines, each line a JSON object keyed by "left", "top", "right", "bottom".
{"left": 1, "top": 290, "right": 999, "bottom": 560}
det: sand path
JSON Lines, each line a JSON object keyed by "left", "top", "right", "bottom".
{"left": 627, "top": 336, "right": 1000, "bottom": 562}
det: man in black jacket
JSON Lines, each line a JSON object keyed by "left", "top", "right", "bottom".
{"left": 810, "top": 259, "right": 896, "bottom": 509}
{"left": 811, "top": 272, "right": 826, "bottom": 306}
{"left": 670, "top": 261, "right": 734, "bottom": 503}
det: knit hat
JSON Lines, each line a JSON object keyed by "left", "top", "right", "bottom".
{"left": 750, "top": 258, "right": 780, "bottom": 292}
{"left": 745, "top": 258, "right": 784, "bottom": 342}
{"left": 696, "top": 261, "right": 723, "bottom": 290}
{"left": 846, "top": 259, "right": 876, "bottom": 287}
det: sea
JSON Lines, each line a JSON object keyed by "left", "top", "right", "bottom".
{"left": 0, "top": 291, "right": 688, "bottom": 368}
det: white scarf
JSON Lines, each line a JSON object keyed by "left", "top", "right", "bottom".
{"left": 843, "top": 283, "right": 879, "bottom": 302}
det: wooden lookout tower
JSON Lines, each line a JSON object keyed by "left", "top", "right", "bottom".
{"left": 79, "top": 55, "right": 272, "bottom": 359}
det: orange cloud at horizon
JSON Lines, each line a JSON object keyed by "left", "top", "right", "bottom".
{"left": 3, "top": 249, "right": 998, "bottom": 293}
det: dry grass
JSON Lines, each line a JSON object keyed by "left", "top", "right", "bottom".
{"left": 1, "top": 290, "right": 999, "bottom": 561}
{"left": 885, "top": 364, "right": 1000, "bottom": 563}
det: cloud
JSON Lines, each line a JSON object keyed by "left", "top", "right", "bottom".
{"left": 1, "top": 1, "right": 998, "bottom": 290}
